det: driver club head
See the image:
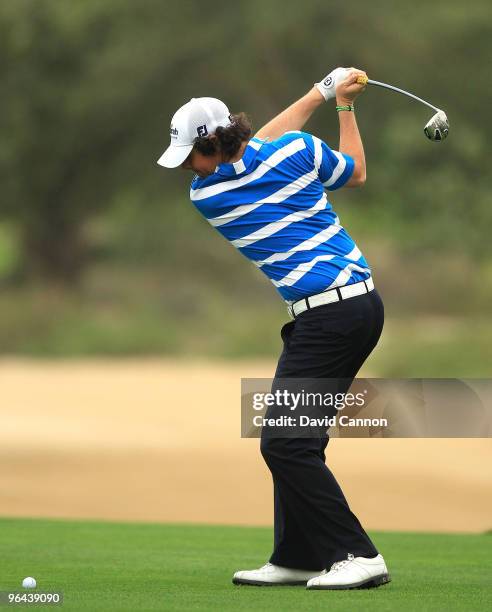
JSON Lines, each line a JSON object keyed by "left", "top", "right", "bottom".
{"left": 424, "top": 110, "right": 449, "bottom": 141}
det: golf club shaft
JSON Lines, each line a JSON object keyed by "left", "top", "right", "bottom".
{"left": 366, "top": 79, "right": 440, "bottom": 112}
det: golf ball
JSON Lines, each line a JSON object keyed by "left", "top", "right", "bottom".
{"left": 22, "top": 577, "right": 36, "bottom": 589}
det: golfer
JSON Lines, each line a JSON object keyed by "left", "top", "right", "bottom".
{"left": 157, "top": 67, "right": 390, "bottom": 590}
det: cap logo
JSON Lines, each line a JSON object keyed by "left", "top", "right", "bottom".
{"left": 197, "top": 124, "right": 208, "bottom": 137}
{"left": 170, "top": 125, "right": 179, "bottom": 138}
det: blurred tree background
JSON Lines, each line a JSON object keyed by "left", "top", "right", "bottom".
{"left": 0, "top": 0, "right": 491, "bottom": 374}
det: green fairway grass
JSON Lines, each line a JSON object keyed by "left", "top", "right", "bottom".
{"left": 0, "top": 518, "right": 490, "bottom": 611}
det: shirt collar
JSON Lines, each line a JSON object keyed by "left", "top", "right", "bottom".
{"left": 215, "top": 137, "right": 263, "bottom": 177}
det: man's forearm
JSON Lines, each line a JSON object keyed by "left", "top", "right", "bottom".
{"left": 255, "top": 87, "right": 324, "bottom": 140}
{"left": 337, "top": 106, "right": 366, "bottom": 185}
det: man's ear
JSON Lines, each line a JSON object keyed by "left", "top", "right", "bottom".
{"left": 207, "top": 134, "right": 225, "bottom": 161}
{"left": 205, "top": 134, "right": 219, "bottom": 155}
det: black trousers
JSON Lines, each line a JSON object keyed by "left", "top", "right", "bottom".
{"left": 260, "top": 289, "right": 385, "bottom": 571}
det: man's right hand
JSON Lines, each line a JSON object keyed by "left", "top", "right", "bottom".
{"left": 335, "top": 70, "right": 368, "bottom": 105}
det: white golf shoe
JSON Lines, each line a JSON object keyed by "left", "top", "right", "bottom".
{"left": 233, "top": 562, "right": 325, "bottom": 586}
{"left": 306, "top": 553, "right": 390, "bottom": 590}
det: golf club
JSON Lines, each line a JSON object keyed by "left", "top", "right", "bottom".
{"left": 356, "top": 76, "right": 449, "bottom": 141}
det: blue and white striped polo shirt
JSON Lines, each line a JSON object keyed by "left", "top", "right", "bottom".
{"left": 189, "top": 131, "right": 371, "bottom": 303}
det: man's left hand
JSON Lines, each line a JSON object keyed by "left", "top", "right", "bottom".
{"left": 315, "top": 67, "right": 351, "bottom": 101}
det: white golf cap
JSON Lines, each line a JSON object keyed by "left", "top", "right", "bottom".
{"left": 157, "top": 97, "right": 232, "bottom": 168}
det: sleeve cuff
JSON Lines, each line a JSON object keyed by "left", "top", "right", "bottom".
{"left": 325, "top": 153, "right": 355, "bottom": 191}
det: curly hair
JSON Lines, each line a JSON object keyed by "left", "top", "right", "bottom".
{"left": 192, "top": 112, "right": 252, "bottom": 160}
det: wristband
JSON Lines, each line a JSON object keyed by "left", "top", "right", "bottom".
{"left": 336, "top": 105, "right": 354, "bottom": 112}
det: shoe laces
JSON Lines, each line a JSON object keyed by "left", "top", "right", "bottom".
{"left": 330, "top": 553, "right": 355, "bottom": 572}
{"left": 260, "top": 562, "right": 273, "bottom": 570}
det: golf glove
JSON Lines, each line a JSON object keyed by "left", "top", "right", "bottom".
{"left": 315, "top": 67, "right": 351, "bottom": 101}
